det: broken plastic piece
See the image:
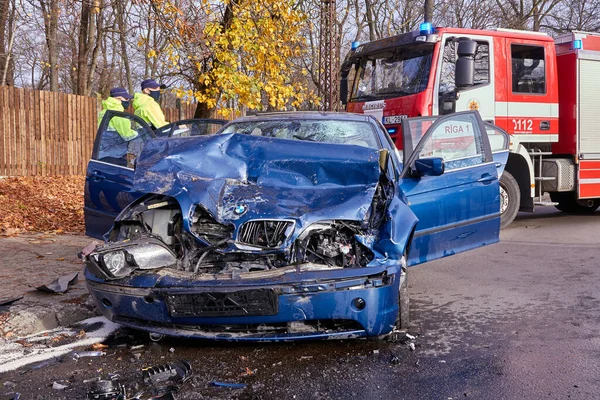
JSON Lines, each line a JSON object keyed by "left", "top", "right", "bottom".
{"left": 150, "top": 385, "right": 179, "bottom": 400}
{"left": 211, "top": 381, "right": 247, "bottom": 389}
{"left": 80, "top": 241, "right": 100, "bottom": 259}
{"left": 52, "top": 382, "right": 69, "bottom": 390}
{"left": 37, "top": 272, "right": 79, "bottom": 294}
{"left": 0, "top": 296, "right": 23, "bottom": 306}
{"left": 74, "top": 351, "right": 106, "bottom": 360}
{"left": 142, "top": 360, "right": 192, "bottom": 384}
{"left": 87, "top": 379, "right": 126, "bottom": 400}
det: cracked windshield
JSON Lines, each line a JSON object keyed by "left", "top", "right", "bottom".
{"left": 221, "top": 120, "right": 380, "bottom": 148}
{"left": 351, "top": 46, "right": 434, "bottom": 101}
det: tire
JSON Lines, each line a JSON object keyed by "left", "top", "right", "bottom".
{"left": 397, "top": 256, "right": 409, "bottom": 330}
{"left": 550, "top": 192, "right": 600, "bottom": 214}
{"left": 500, "top": 171, "right": 520, "bottom": 229}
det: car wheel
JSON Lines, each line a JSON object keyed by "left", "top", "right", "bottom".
{"left": 550, "top": 192, "right": 600, "bottom": 214}
{"left": 397, "top": 256, "right": 409, "bottom": 330}
{"left": 500, "top": 171, "right": 520, "bottom": 229}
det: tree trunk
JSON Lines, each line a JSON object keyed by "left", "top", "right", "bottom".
{"left": 40, "top": 0, "right": 59, "bottom": 91}
{"left": 0, "top": 0, "right": 15, "bottom": 85}
{"left": 424, "top": 0, "right": 434, "bottom": 22}
{"left": 364, "top": 0, "right": 377, "bottom": 41}
{"left": 194, "top": 100, "right": 212, "bottom": 118}
{"left": 115, "top": 0, "right": 132, "bottom": 93}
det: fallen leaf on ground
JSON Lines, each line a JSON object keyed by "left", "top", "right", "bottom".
{"left": 91, "top": 343, "right": 108, "bottom": 350}
{"left": 0, "top": 176, "right": 85, "bottom": 237}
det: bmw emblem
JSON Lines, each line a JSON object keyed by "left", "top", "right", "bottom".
{"left": 234, "top": 204, "right": 247, "bottom": 215}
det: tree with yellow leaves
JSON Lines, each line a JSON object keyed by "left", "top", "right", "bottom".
{"left": 144, "top": 0, "right": 318, "bottom": 118}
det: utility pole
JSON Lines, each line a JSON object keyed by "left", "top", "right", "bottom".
{"left": 317, "top": 0, "right": 339, "bottom": 111}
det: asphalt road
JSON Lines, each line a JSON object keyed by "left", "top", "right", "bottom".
{"left": 2, "top": 208, "right": 600, "bottom": 400}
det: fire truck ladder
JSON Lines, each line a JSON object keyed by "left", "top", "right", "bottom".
{"left": 529, "top": 149, "right": 559, "bottom": 206}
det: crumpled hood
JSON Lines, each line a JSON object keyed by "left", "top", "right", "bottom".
{"left": 133, "top": 133, "right": 382, "bottom": 226}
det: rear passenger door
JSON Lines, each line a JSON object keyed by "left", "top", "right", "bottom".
{"left": 84, "top": 111, "right": 155, "bottom": 239}
{"left": 400, "top": 111, "right": 500, "bottom": 266}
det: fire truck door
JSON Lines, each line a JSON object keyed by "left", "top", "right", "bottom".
{"left": 434, "top": 35, "right": 495, "bottom": 122}
{"left": 500, "top": 40, "right": 557, "bottom": 142}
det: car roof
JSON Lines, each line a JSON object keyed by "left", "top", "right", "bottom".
{"left": 226, "top": 111, "right": 378, "bottom": 124}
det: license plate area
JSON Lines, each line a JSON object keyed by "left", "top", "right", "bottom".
{"left": 166, "top": 289, "right": 278, "bottom": 317}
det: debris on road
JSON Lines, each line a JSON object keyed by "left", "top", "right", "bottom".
{"left": 36, "top": 272, "right": 79, "bottom": 294}
{"left": 52, "top": 381, "right": 69, "bottom": 390}
{"left": 73, "top": 351, "right": 106, "bottom": 359}
{"left": 142, "top": 360, "right": 192, "bottom": 385}
{"left": 86, "top": 379, "right": 126, "bottom": 400}
{"left": 0, "top": 316, "right": 120, "bottom": 373}
{"left": 211, "top": 381, "right": 247, "bottom": 389}
{"left": 408, "top": 343, "right": 416, "bottom": 351}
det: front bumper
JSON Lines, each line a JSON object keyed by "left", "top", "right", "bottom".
{"left": 85, "top": 266, "right": 400, "bottom": 341}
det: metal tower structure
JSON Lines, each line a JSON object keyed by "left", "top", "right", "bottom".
{"left": 317, "top": 0, "right": 339, "bottom": 111}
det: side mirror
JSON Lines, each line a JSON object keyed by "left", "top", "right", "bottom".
{"left": 340, "top": 77, "right": 348, "bottom": 105}
{"left": 415, "top": 157, "right": 444, "bottom": 176}
{"left": 455, "top": 38, "right": 476, "bottom": 89}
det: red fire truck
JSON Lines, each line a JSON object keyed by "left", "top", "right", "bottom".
{"left": 341, "top": 24, "right": 600, "bottom": 228}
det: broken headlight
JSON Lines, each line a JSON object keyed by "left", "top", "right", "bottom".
{"left": 102, "top": 251, "right": 130, "bottom": 277}
{"left": 90, "top": 241, "right": 177, "bottom": 280}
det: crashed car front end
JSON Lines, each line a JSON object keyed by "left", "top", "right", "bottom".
{"left": 84, "top": 133, "right": 417, "bottom": 340}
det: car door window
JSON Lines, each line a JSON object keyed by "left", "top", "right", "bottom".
{"left": 484, "top": 123, "right": 510, "bottom": 152}
{"left": 414, "top": 112, "right": 489, "bottom": 171}
{"left": 94, "top": 111, "right": 155, "bottom": 168}
{"left": 154, "top": 119, "right": 227, "bottom": 138}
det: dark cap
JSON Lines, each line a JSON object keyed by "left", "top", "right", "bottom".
{"left": 109, "top": 87, "right": 133, "bottom": 99}
{"left": 141, "top": 79, "right": 166, "bottom": 90}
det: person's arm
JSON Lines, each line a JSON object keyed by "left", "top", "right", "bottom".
{"left": 145, "top": 101, "right": 169, "bottom": 129}
{"left": 113, "top": 116, "right": 138, "bottom": 141}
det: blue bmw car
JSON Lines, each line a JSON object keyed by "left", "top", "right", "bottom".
{"left": 83, "top": 110, "right": 508, "bottom": 341}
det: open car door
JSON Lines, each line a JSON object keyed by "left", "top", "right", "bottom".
{"left": 400, "top": 111, "right": 501, "bottom": 266}
{"left": 153, "top": 118, "right": 227, "bottom": 138}
{"left": 84, "top": 111, "right": 155, "bottom": 239}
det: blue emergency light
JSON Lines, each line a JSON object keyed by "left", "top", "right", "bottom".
{"left": 574, "top": 39, "right": 583, "bottom": 50}
{"left": 419, "top": 22, "right": 434, "bottom": 35}
{"left": 387, "top": 127, "right": 397, "bottom": 134}
{"left": 351, "top": 41, "right": 361, "bottom": 50}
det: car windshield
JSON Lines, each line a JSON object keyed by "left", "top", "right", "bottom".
{"left": 220, "top": 119, "right": 380, "bottom": 149}
{"left": 350, "top": 44, "right": 434, "bottom": 101}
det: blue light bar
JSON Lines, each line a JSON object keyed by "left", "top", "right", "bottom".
{"left": 574, "top": 39, "right": 583, "bottom": 50}
{"left": 419, "top": 22, "right": 434, "bottom": 35}
{"left": 351, "top": 41, "right": 361, "bottom": 50}
{"left": 387, "top": 128, "right": 397, "bottom": 134}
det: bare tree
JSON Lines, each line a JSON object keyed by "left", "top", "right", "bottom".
{"left": 38, "top": 0, "right": 59, "bottom": 90}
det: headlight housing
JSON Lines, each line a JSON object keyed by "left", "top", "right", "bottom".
{"left": 88, "top": 239, "right": 177, "bottom": 280}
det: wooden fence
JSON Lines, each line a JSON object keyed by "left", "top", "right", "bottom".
{"left": 0, "top": 86, "right": 197, "bottom": 176}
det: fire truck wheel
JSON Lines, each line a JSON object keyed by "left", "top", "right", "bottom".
{"left": 551, "top": 192, "right": 600, "bottom": 214}
{"left": 500, "top": 171, "right": 519, "bottom": 229}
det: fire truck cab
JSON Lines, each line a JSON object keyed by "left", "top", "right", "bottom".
{"left": 341, "top": 24, "right": 600, "bottom": 228}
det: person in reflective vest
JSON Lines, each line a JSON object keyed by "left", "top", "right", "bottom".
{"left": 133, "top": 79, "right": 169, "bottom": 129}
{"left": 97, "top": 87, "right": 139, "bottom": 164}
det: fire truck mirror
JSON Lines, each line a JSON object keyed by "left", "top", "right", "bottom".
{"left": 456, "top": 38, "right": 476, "bottom": 89}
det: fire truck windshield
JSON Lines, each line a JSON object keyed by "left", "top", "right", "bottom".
{"left": 350, "top": 45, "right": 433, "bottom": 102}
